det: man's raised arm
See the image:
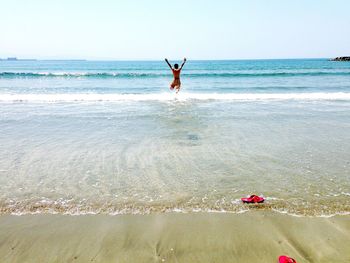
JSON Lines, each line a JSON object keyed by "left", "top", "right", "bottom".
{"left": 180, "top": 58, "right": 187, "bottom": 70}
{"left": 165, "top": 58, "right": 172, "bottom": 69}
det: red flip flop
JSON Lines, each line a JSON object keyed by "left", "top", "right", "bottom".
{"left": 279, "top": 255, "right": 297, "bottom": 263}
{"left": 241, "top": 195, "right": 264, "bottom": 203}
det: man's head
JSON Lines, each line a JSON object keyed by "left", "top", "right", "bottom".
{"left": 174, "top": 63, "right": 179, "bottom": 69}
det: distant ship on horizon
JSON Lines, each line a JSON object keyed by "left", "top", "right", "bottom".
{"left": 0, "top": 57, "right": 37, "bottom": 61}
{"left": 0, "top": 57, "right": 88, "bottom": 61}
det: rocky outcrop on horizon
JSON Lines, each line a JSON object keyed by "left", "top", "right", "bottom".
{"left": 331, "top": 57, "right": 350, "bottom": 61}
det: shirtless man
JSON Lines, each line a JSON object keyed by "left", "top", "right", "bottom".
{"left": 165, "top": 58, "right": 186, "bottom": 93}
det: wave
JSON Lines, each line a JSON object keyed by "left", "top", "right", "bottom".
{"left": 1, "top": 92, "right": 350, "bottom": 102}
{"left": 0, "top": 72, "right": 158, "bottom": 78}
{"left": 1, "top": 71, "right": 350, "bottom": 79}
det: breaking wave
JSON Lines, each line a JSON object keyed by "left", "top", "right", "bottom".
{"left": 1, "top": 71, "right": 350, "bottom": 79}
{"left": 1, "top": 92, "right": 350, "bottom": 102}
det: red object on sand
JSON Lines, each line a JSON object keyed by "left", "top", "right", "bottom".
{"left": 241, "top": 195, "right": 264, "bottom": 203}
{"left": 279, "top": 255, "right": 297, "bottom": 263}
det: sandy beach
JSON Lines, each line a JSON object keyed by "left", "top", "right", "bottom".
{"left": 0, "top": 212, "right": 349, "bottom": 263}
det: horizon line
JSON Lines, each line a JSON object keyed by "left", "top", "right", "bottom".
{"left": 0, "top": 57, "right": 337, "bottom": 62}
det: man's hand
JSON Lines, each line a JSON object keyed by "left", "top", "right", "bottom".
{"left": 165, "top": 58, "right": 168, "bottom": 62}
{"left": 184, "top": 58, "right": 187, "bottom": 62}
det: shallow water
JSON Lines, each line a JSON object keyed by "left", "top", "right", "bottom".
{"left": 0, "top": 59, "right": 349, "bottom": 216}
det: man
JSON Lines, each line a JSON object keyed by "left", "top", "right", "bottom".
{"left": 165, "top": 58, "right": 187, "bottom": 93}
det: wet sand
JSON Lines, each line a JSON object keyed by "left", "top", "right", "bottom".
{"left": 0, "top": 212, "right": 349, "bottom": 263}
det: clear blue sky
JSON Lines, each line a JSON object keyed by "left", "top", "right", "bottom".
{"left": 1, "top": 0, "right": 349, "bottom": 60}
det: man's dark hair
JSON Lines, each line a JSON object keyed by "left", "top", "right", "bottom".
{"left": 174, "top": 63, "right": 179, "bottom": 69}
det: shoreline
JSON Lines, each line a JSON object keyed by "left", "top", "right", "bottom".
{"left": 3, "top": 207, "right": 350, "bottom": 218}
{"left": 1, "top": 211, "right": 349, "bottom": 262}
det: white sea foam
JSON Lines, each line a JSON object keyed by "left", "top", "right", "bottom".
{"left": 8, "top": 207, "right": 349, "bottom": 218}
{"left": 1, "top": 92, "right": 350, "bottom": 102}
{"left": 271, "top": 208, "right": 350, "bottom": 218}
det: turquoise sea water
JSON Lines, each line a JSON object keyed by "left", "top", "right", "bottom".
{"left": 0, "top": 59, "right": 349, "bottom": 216}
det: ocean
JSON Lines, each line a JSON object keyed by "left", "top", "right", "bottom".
{"left": 0, "top": 59, "right": 349, "bottom": 216}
